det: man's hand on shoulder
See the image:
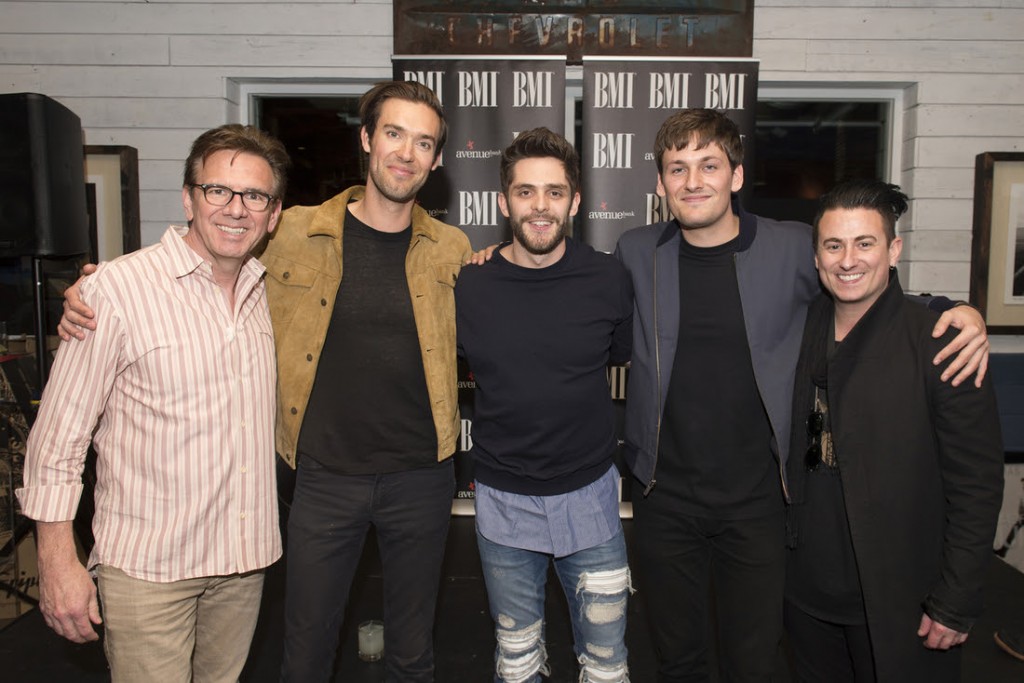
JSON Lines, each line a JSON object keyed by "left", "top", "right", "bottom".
{"left": 465, "top": 244, "right": 500, "bottom": 266}
{"left": 57, "top": 263, "right": 98, "bottom": 342}
{"left": 931, "top": 303, "right": 989, "bottom": 388}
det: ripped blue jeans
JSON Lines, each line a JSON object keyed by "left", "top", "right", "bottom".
{"left": 476, "top": 527, "right": 631, "bottom": 683}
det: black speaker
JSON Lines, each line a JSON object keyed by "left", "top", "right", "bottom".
{"left": 0, "top": 93, "right": 90, "bottom": 257}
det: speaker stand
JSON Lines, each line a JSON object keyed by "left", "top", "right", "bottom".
{"left": 31, "top": 257, "right": 47, "bottom": 392}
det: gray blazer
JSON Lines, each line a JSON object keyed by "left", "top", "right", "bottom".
{"left": 614, "top": 200, "right": 819, "bottom": 499}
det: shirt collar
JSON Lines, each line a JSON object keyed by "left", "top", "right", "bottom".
{"left": 163, "top": 225, "right": 267, "bottom": 282}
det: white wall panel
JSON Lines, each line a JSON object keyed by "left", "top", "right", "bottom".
{"left": 756, "top": 8, "right": 1018, "bottom": 40}
{"left": 0, "top": 34, "right": 169, "bottom": 65}
{"left": 751, "top": 40, "right": 808, "bottom": 71}
{"left": 757, "top": 0, "right": 1019, "bottom": 7}
{"left": 141, "top": 221, "right": 170, "bottom": 247}
{"left": 56, "top": 96, "right": 228, "bottom": 129}
{"left": 904, "top": 167, "right": 975, "bottom": 199}
{"left": 913, "top": 104, "right": 1024, "bottom": 136}
{"left": 169, "top": 35, "right": 390, "bottom": 67}
{"left": 906, "top": 260, "right": 972, "bottom": 298}
{"left": 908, "top": 198, "right": 974, "bottom": 231}
{"left": 0, "top": 2, "right": 390, "bottom": 36}
{"left": 80, "top": 128, "right": 209, "bottom": 159}
{"left": 800, "top": 39, "right": 1022, "bottom": 74}
{"left": 11, "top": 0, "right": 387, "bottom": 3}
{"left": 910, "top": 137, "right": 1024, "bottom": 168}
{"left": 900, "top": 230, "right": 973, "bottom": 262}
{"left": 141, "top": 189, "right": 192, "bottom": 225}
{"left": 914, "top": 73, "right": 1024, "bottom": 105}
{"left": 140, "top": 160, "right": 188, "bottom": 191}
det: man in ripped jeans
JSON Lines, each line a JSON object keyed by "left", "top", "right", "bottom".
{"left": 456, "top": 127, "right": 634, "bottom": 682}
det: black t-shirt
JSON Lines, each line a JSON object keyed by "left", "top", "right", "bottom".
{"left": 786, "top": 345, "right": 866, "bottom": 624}
{"left": 657, "top": 234, "right": 782, "bottom": 518}
{"left": 297, "top": 210, "right": 437, "bottom": 474}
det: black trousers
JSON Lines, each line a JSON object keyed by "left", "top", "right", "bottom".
{"left": 632, "top": 479, "right": 786, "bottom": 683}
{"left": 783, "top": 601, "right": 876, "bottom": 683}
{"left": 279, "top": 457, "right": 455, "bottom": 683}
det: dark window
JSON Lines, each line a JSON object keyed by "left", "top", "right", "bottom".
{"left": 256, "top": 96, "right": 364, "bottom": 208}
{"left": 749, "top": 100, "right": 888, "bottom": 225}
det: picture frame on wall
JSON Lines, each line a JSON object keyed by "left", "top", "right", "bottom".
{"left": 84, "top": 145, "right": 140, "bottom": 264}
{"left": 970, "top": 151, "right": 1024, "bottom": 334}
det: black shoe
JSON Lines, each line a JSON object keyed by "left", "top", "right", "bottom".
{"left": 994, "top": 629, "right": 1024, "bottom": 662}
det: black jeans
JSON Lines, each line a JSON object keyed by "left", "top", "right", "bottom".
{"left": 783, "top": 601, "right": 876, "bottom": 683}
{"left": 632, "top": 479, "right": 786, "bottom": 683}
{"left": 279, "top": 457, "right": 455, "bottom": 683}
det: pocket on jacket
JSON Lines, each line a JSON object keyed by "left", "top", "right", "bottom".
{"left": 263, "top": 255, "right": 320, "bottom": 326}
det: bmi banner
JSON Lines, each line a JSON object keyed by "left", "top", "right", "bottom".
{"left": 580, "top": 57, "right": 759, "bottom": 253}
{"left": 394, "top": 57, "right": 567, "bottom": 251}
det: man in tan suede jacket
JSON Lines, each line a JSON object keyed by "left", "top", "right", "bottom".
{"left": 263, "top": 81, "right": 470, "bottom": 683}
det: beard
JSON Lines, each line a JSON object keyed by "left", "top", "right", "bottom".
{"left": 367, "top": 159, "right": 428, "bottom": 205}
{"left": 510, "top": 212, "right": 569, "bottom": 256}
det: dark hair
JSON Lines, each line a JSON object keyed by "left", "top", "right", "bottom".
{"left": 359, "top": 81, "right": 447, "bottom": 158}
{"left": 183, "top": 124, "right": 291, "bottom": 200}
{"left": 653, "top": 109, "right": 743, "bottom": 174}
{"left": 812, "top": 179, "right": 908, "bottom": 244}
{"left": 499, "top": 127, "right": 581, "bottom": 198}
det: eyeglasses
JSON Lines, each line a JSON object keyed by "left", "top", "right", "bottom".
{"left": 805, "top": 410, "right": 824, "bottom": 471}
{"left": 190, "top": 184, "right": 275, "bottom": 212}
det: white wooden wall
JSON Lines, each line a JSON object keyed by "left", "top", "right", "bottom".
{"left": 1, "top": 0, "right": 1022, "bottom": 301}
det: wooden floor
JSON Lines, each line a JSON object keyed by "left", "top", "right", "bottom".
{"left": 2, "top": 517, "right": 1023, "bottom": 682}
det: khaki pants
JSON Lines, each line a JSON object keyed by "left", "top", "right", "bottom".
{"left": 96, "top": 565, "right": 264, "bottom": 683}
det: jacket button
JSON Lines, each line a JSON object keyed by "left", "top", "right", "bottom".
{"left": 321, "top": 298, "right": 327, "bottom": 306}
{"left": 283, "top": 271, "right": 290, "bottom": 280}
{"left": 306, "top": 353, "right": 313, "bottom": 361}
{"left": 290, "top": 407, "right": 298, "bottom": 415}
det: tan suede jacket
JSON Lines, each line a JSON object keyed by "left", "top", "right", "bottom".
{"left": 258, "top": 185, "right": 471, "bottom": 468}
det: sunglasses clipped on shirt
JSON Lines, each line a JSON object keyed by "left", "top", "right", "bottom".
{"left": 805, "top": 409, "right": 825, "bottom": 471}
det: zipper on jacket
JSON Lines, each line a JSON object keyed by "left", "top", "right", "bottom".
{"left": 644, "top": 245, "right": 661, "bottom": 497}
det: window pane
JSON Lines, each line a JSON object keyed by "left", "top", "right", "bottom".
{"left": 256, "top": 96, "right": 364, "bottom": 208}
{"left": 749, "top": 101, "right": 888, "bottom": 225}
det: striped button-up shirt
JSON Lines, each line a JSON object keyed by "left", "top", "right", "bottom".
{"left": 18, "top": 226, "right": 281, "bottom": 582}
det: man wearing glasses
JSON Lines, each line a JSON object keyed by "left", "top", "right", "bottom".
{"left": 19, "top": 124, "right": 288, "bottom": 681}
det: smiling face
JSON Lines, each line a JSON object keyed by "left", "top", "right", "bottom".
{"left": 182, "top": 149, "right": 280, "bottom": 281}
{"left": 499, "top": 156, "right": 581, "bottom": 268}
{"left": 361, "top": 97, "right": 441, "bottom": 206}
{"left": 815, "top": 207, "right": 903, "bottom": 320}
{"left": 656, "top": 138, "right": 743, "bottom": 246}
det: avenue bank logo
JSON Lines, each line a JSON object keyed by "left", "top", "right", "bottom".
{"left": 588, "top": 200, "right": 636, "bottom": 222}
{"left": 455, "top": 139, "right": 501, "bottom": 160}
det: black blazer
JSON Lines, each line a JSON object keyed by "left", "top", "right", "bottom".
{"left": 787, "top": 273, "right": 1004, "bottom": 682}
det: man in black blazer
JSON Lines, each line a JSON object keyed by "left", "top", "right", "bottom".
{"left": 785, "top": 179, "right": 1005, "bottom": 682}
